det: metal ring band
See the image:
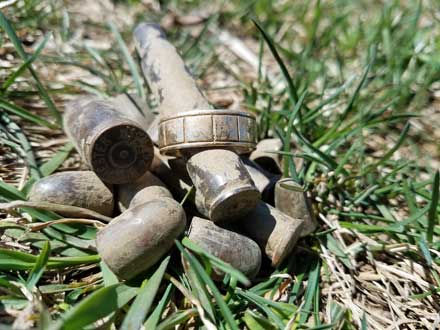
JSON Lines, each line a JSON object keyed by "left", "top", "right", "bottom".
{"left": 158, "top": 109, "right": 257, "bottom": 157}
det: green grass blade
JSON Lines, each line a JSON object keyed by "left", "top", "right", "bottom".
{"left": 427, "top": 170, "right": 439, "bottom": 243}
{"left": 2, "top": 33, "right": 51, "bottom": 91}
{"left": 0, "top": 97, "right": 56, "bottom": 128}
{"left": 54, "top": 283, "right": 138, "bottom": 330}
{"left": 157, "top": 308, "right": 197, "bottom": 330}
{"left": 182, "top": 237, "right": 250, "bottom": 286}
{"left": 0, "top": 12, "right": 62, "bottom": 126}
{"left": 252, "top": 18, "right": 299, "bottom": 105}
{"left": 144, "top": 283, "right": 173, "bottom": 329}
{"left": 176, "top": 240, "right": 239, "bottom": 330}
{"left": 120, "top": 257, "right": 170, "bottom": 330}
{"left": 27, "top": 241, "right": 50, "bottom": 289}
{"left": 108, "top": 21, "right": 145, "bottom": 100}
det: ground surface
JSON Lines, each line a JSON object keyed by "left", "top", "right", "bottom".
{"left": 0, "top": 0, "right": 439, "bottom": 329}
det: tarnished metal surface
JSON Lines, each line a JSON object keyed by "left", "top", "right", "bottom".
{"left": 116, "top": 170, "right": 166, "bottom": 210}
{"left": 237, "top": 201, "right": 304, "bottom": 267}
{"left": 242, "top": 158, "right": 281, "bottom": 203}
{"left": 129, "top": 185, "right": 172, "bottom": 209}
{"left": 133, "top": 22, "right": 257, "bottom": 157}
{"left": 63, "top": 97, "right": 154, "bottom": 184}
{"left": 186, "top": 149, "right": 260, "bottom": 223}
{"left": 274, "top": 178, "right": 317, "bottom": 237}
{"left": 28, "top": 171, "right": 114, "bottom": 217}
{"left": 158, "top": 109, "right": 257, "bottom": 157}
{"left": 188, "top": 217, "right": 261, "bottom": 280}
{"left": 249, "top": 138, "right": 283, "bottom": 174}
{"left": 96, "top": 197, "right": 186, "bottom": 280}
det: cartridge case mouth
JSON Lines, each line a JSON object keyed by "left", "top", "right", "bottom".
{"left": 158, "top": 109, "right": 257, "bottom": 157}
{"left": 208, "top": 185, "right": 260, "bottom": 223}
{"left": 89, "top": 123, "right": 154, "bottom": 184}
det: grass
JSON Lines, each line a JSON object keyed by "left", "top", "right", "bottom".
{"left": 0, "top": 0, "right": 439, "bottom": 329}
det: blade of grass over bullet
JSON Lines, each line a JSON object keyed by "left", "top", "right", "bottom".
{"left": 0, "top": 12, "right": 62, "bottom": 126}
{"left": 144, "top": 283, "right": 173, "bottom": 329}
{"left": 182, "top": 237, "right": 250, "bottom": 286}
{"left": 176, "top": 240, "right": 239, "bottom": 330}
{"left": 120, "top": 257, "right": 170, "bottom": 330}
{"left": 427, "top": 171, "right": 439, "bottom": 243}
{"left": 108, "top": 21, "right": 145, "bottom": 100}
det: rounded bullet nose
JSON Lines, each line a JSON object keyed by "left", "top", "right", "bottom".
{"left": 187, "top": 217, "right": 261, "bottom": 280}
{"left": 90, "top": 124, "right": 154, "bottom": 184}
{"left": 96, "top": 197, "right": 186, "bottom": 280}
{"left": 209, "top": 187, "right": 260, "bottom": 223}
{"left": 129, "top": 186, "right": 173, "bottom": 209}
{"left": 28, "top": 171, "right": 114, "bottom": 217}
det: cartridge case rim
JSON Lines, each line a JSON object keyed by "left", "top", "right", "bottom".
{"left": 88, "top": 123, "right": 154, "bottom": 184}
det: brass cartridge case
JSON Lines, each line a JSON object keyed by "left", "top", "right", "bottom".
{"left": 186, "top": 150, "right": 260, "bottom": 223}
{"left": 63, "top": 97, "right": 154, "bottom": 184}
{"left": 274, "top": 178, "right": 318, "bottom": 237}
{"left": 237, "top": 201, "right": 304, "bottom": 267}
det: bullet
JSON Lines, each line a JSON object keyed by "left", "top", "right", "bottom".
{"left": 242, "top": 158, "right": 281, "bottom": 203}
{"left": 134, "top": 23, "right": 261, "bottom": 223}
{"left": 129, "top": 185, "right": 172, "bottom": 209}
{"left": 96, "top": 197, "right": 186, "bottom": 280}
{"left": 63, "top": 97, "right": 154, "bottom": 184}
{"left": 116, "top": 170, "right": 166, "bottom": 210}
{"left": 249, "top": 138, "right": 283, "bottom": 174}
{"left": 188, "top": 217, "right": 261, "bottom": 279}
{"left": 187, "top": 150, "right": 260, "bottom": 223}
{"left": 274, "top": 178, "right": 317, "bottom": 237}
{"left": 237, "top": 201, "right": 304, "bottom": 267}
{"left": 28, "top": 171, "right": 114, "bottom": 217}
{"left": 134, "top": 23, "right": 257, "bottom": 157}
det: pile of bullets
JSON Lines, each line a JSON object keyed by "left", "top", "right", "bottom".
{"left": 29, "top": 23, "right": 317, "bottom": 280}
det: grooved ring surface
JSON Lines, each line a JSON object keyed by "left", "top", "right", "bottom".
{"left": 158, "top": 109, "right": 257, "bottom": 156}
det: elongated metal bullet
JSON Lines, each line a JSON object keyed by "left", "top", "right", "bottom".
{"left": 188, "top": 217, "right": 261, "bottom": 279}
{"left": 28, "top": 171, "right": 114, "bottom": 217}
{"left": 63, "top": 97, "right": 154, "bottom": 184}
{"left": 134, "top": 23, "right": 260, "bottom": 222}
{"left": 237, "top": 201, "right": 304, "bottom": 267}
{"left": 96, "top": 197, "right": 186, "bottom": 279}
{"left": 274, "top": 178, "right": 317, "bottom": 237}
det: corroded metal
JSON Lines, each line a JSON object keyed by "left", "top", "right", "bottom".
{"left": 129, "top": 186, "right": 173, "bottom": 209}
{"left": 116, "top": 170, "right": 166, "bottom": 210}
{"left": 28, "top": 171, "right": 114, "bottom": 217}
{"left": 96, "top": 197, "right": 186, "bottom": 280}
{"left": 186, "top": 149, "right": 260, "bottom": 223}
{"left": 188, "top": 217, "right": 261, "bottom": 280}
{"left": 63, "top": 97, "right": 154, "bottom": 184}
{"left": 237, "top": 201, "right": 304, "bottom": 267}
{"left": 133, "top": 23, "right": 257, "bottom": 157}
{"left": 158, "top": 109, "right": 257, "bottom": 157}
{"left": 249, "top": 138, "right": 283, "bottom": 174}
{"left": 242, "top": 158, "right": 281, "bottom": 203}
{"left": 274, "top": 178, "right": 317, "bottom": 237}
